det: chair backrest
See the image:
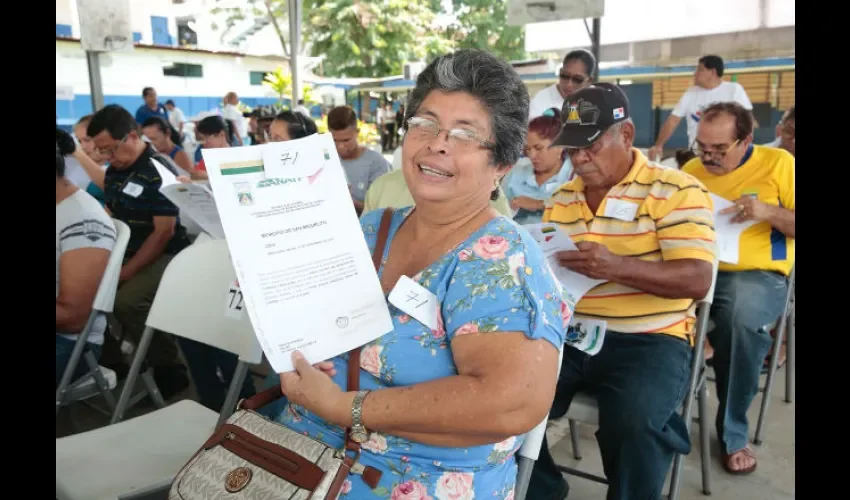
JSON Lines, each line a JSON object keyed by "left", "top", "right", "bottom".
{"left": 145, "top": 239, "right": 263, "bottom": 364}
{"left": 660, "top": 157, "right": 679, "bottom": 170}
{"left": 92, "top": 219, "right": 131, "bottom": 314}
{"left": 518, "top": 345, "right": 564, "bottom": 460}
{"left": 192, "top": 231, "right": 215, "bottom": 246}
{"left": 787, "top": 265, "right": 795, "bottom": 291}
{"left": 700, "top": 257, "right": 720, "bottom": 306}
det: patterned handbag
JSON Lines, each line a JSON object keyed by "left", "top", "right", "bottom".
{"left": 168, "top": 209, "right": 393, "bottom": 499}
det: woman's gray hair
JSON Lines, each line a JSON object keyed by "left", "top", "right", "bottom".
{"left": 404, "top": 49, "right": 530, "bottom": 167}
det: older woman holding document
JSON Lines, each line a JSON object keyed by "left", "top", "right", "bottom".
{"left": 264, "top": 50, "right": 569, "bottom": 498}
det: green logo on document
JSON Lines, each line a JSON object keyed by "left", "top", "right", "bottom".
{"left": 257, "top": 177, "right": 302, "bottom": 188}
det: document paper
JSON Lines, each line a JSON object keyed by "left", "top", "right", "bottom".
{"left": 709, "top": 194, "right": 758, "bottom": 265}
{"left": 524, "top": 223, "right": 608, "bottom": 306}
{"left": 202, "top": 134, "right": 393, "bottom": 372}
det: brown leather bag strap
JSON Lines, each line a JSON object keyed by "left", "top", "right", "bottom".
{"left": 344, "top": 208, "right": 393, "bottom": 458}
{"left": 350, "top": 207, "right": 393, "bottom": 392}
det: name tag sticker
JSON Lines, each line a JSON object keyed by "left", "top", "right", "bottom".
{"left": 388, "top": 275, "right": 439, "bottom": 331}
{"left": 122, "top": 182, "right": 144, "bottom": 198}
{"left": 566, "top": 318, "right": 607, "bottom": 356}
{"left": 604, "top": 199, "right": 639, "bottom": 221}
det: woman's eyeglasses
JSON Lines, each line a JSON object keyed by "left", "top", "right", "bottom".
{"left": 405, "top": 116, "right": 495, "bottom": 151}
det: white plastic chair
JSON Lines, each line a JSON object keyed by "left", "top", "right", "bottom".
{"left": 660, "top": 157, "right": 680, "bottom": 169}
{"left": 515, "top": 347, "right": 564, "bottom": 500}
{"left": 558, "top": 260, "right": 719, "bottom": 498}
{"left": 55, "top": 219, "right": 130, "bottom": 415}
{"left": 192, "top": 230, "right": 215, "bottom": 246}
{"left": 56, "top": 239, "right": 264, "bottom": 500}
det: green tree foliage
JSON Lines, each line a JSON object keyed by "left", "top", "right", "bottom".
{"left": 303, "top": 0, "right": 454, "bottom": 78}
{"left": 447, "top": 0, "right": 527, "bottom": 61}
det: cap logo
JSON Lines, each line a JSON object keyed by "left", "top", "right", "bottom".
{"left": 565, "top": 99, "right": 601, "bottom": 126}
{"left": 565, "top": 102, "right": 580, "bottom": 123}
{"left": 613, "top": 107, "right": 625, "bottom": 120}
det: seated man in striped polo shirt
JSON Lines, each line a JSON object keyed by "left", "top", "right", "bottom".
{"left": 529, "top": 83, "right": 717, "bottom": 500}
{"left": 683, "top": 102, "right": 795, "bottom": 476}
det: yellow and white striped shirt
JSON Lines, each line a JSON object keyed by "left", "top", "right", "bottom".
{"left": 543, "top": 149, "right": 716, "bottom": 340}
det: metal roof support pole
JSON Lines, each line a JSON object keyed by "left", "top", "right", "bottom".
{"left": 86, "top": 51, "right": 105, "bottom": 111}
{"left": 591, "top": 18, "right": 601, "bottom": 80}
{"left": 288, "top": 0, "right": 302, "bottom": 106}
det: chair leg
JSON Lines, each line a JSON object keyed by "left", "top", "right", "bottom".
{"left": 784, "top": 304, "right": 794, "bottom": 403}
{"left": 568, "top": 419, "right": 582, "bottom": 460}
{"left": 698, "top": 384, "right": 711, "bottom": 496}
{"left": 85, "top": 351, "right": 117, "bottom": 411}
{"left": 667, "top": 453, "right": 684, "bottom": 500}
{"left": 754, "top": 311, "right": 789, "bottom": 445}
{"left": 111, "top": 326, "right": 157, "bottom": 424}
{"left": 514, "top": 456, "right": 533, "bottom": 500}
{"left": 217, "top": 362, "right": 249, "bottom": 428}
{"left": 141, "top": 369, "right": 167, "bottom": 409}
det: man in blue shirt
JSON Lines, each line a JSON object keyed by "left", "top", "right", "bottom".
{"left": 135, "top": 87, "right": 169, "bottom": 125}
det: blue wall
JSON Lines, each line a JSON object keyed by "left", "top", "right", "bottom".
{"left": 619, "top": 83, "right": 654, "bottom": 148}
{"left": 657, "top": 108, "right": 783, "bottom": 149}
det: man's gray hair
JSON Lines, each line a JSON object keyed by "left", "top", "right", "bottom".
{"left": 404, "top": 50, "right": 529, "bottom": 166}
{"left": 607, "top": 118, "right": 634, "bottom": 136}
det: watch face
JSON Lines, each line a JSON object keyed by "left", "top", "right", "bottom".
{"left": 351, "top": 429, "right": 369, "bottom": 443}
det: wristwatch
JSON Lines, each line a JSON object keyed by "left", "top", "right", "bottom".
{"left": 350, "top": 390, "right": 371, "bottom": 443}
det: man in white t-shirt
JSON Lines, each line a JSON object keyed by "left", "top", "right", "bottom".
{"left": 649, "top": 55, "right": 755, "bottom": 160}
{"left": 293, "top": 99, "right": 311, "bottom": 118}
{"left": 56, "top": 143, "right": 117, "bottom": 387}
{"left": 222, "top": 92, "right": 248, "bottom": 146}
{"left": 528, "top": 49, "right": 596, "bottom": 121}
{"left": 165, "top": 100, "right": 186, "bottom": 137}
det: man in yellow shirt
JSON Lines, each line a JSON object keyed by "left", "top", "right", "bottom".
{"left": 683, "top": 101, "right": 795, "bottom": 476}
{"left": 362, "top": 165, "right": 514, "bottom": 217}
{"left": 529, "top": 83, "right": 716, "bottom": 500}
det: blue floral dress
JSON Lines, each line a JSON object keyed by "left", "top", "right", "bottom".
{"left": 266, "top": 207, "right": 569, "bottom": 500}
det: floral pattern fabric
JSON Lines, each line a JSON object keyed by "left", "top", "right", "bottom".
{"left": 268, "top": 207, "right": 569, "bottom": 499}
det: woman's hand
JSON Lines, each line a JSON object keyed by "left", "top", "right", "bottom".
{"left": 281, "top": 351, "right": 350, "bottom": 426}
{"left": 313, "top": 360, "right": 337, "bottom": 377}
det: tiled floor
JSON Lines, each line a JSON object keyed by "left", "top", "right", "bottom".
{"left": 57, "top": 365, "right": 794, "bottom": 499}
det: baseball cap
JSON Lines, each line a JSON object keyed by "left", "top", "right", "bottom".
{"left": 551, "top": 82, "right": 630, "bottom": 148}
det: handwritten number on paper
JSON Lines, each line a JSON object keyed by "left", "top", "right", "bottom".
{"left": 388, "top": 276, "right": 439, "bottom": 330}
{"left": 405, "top": 290, "right": 430, "bottom": 309}
{"left": 279, "top": 151, "right": 300, "bottom": 167}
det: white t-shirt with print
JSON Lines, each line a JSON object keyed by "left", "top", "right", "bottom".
{"left": 672, "top": 82, "right": 753, "bottom": 146}
{"left": 529, "top": 84, "right": 565, "bottom": 122}
{"left": 56, "top": 190, "right": 117, "bottom": 345}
